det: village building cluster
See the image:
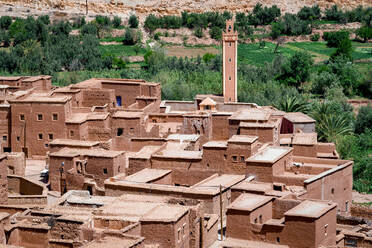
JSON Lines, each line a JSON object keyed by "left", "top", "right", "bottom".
{"left": 0, "top": 20, "right": 370, "bottom": 248}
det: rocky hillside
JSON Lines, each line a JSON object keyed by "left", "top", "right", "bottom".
{"left": 0, "top": 0, "right": 370, "bottom": 20}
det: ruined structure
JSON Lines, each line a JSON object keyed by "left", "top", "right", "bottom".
{"left": 0, "top": 21, "right": 369, "bottom": 248}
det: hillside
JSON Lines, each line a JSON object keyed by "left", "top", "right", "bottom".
{"left": 0, "top": 0, "right": 370, "bottom": 20}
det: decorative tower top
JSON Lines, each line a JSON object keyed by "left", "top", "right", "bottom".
{"left": 222, "top": 20, "right": 238, "bottom": 103}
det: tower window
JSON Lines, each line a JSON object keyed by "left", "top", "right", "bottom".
{"left": 229, "top": 76, "right": 231, "bottom": 80}
{"left": 20, "top": 114, "right": 25, "bottom": 121}
{"left": 48, "top": 134, "right": 53, "bottom": 140}
{"left": 37, "top": 114, "right": 43, "bottom": 121}
{"left": 70, "top": 130, "right": 74, "bottom": 137}
{"left": 52, "top": 113, "right": 58, "bottom": 121}
{"left": 228, "top": 42, "right": 231, "bottom": 47}
{"left": 117, "top": 128, "right": 124, "bottom": 136}
{"left": 229, "top": 58, "right": 232, "bottom": 62}
{"left": 38, "top": 133, "right": 43, "bottom": 140}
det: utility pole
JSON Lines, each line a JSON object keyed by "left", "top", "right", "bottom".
{"left": 219, "top": 184, "right": 224, "bottom": 241}
{"left": 86, "top": 0, "right": 88, "bottom": 15}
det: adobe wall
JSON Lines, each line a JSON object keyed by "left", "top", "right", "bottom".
{"left": 5, "top": 153, "right": 26, "bottom": 176}
{"left": 7, "top": 175, "right": 44, "bottom": 195}
{"left": 140, "top": 212, "right": 190, "bottom": 248}
{"left": 211, "top": 115, "right": 230, "bottom": 140}
{"left": 50, "top": 219, "right": 84, "bottom": 240}
{"left": 315, "top": 143, "right": 336, "bottom": 154}
{"left": 81, "top": 89, "right": 115, "bottom": 107}
{"left": 0, "top": 106, "right": 10, "bottom": 151}
{"left": 315, "top": 207, "right": 337, "bottom": 247}
{"left": 7, "top": 195, "right": 47, "bottom": 205}
{"left": 49, "top": 156, "right": 75, "bottom": 192}
{"left": 293, "top": 123, "right": 315, "bottom": 133}
{"left": 202, "top": 147, "right": 226, "bottom": 173}
{"left": 66, "top": 121, "right": 89, "bottom": 141}
{"left": 130, "top": 138, "right": 165, "bottom": 152}
{"left": 127, "top": 157, "right": 152, "bottom": 176}
{"left": 182, "top": 115, "right": 212, "bottom": 145}
{"left": 226, "top": 209, "right": 255, "bottom": 240}
{"left": 351, "top": 204, "right": 372, "bottom": 220}
{"left": 0, "top": 158, "right": 7, "bottom": 204}
{"left": 292, "top": 144, "right": 317, "bottom": 157}
{"left": 304, "top": 162, "right": 353, "bottom": 214}
{"left": 272, "top": 198, "right": 301, "bottom": 219}
{"left": 8, "top": 226, "right": 50, "bottom": 248}
{"left": 11, "top": 102, "right": 69, "bottom": 157}
{"left": 240, "top": 127, "right": 275, "bottom": 144}
{"left": 102, "top": 82, "right": 141, "bottom": 108}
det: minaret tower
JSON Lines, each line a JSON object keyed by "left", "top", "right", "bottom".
{"left": 222, "top": 19, "right": 238, "bottom": 103}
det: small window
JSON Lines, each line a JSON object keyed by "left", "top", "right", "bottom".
{"left": 229, "top": 58, "right": 232, "bottom": 62}
{"left": 20, "top": 114, "right": 25, "bottom": 121}
{"left": 324, "top": 224, "right": 328, "bottom": 236}
{"left": 229, "top": 76, "right": 231, "bottom": 80}
{"left": 38, "top": 133, "right": 43, "bottom": 140}
{"left": 103, "top": 168, "right": 107, "bottom": 174}
{"left": 117, "top": 128, "right": 123, "bottom": 136}
{"left": 45, "top": 143, "right": 49, "bottom": 148}
{"left": 228, "top": 42, "right": 231, "bottom": 47}
{"left": 232, "top": 156, "right": 237, "bottom": 162}
{"left": 254, "top": 218, "right": 257, "bottom": 223}
{"left": 277, "top": 237, "right": 280, "bottom": 243}
{"left": 259, "top": 215, "right": 262, "bottom": 224}
{"left": 129, "top": 128, "right": 134, "bottom": 135}
{"left": 48, "top": 134, "right": 53, "bottom": 140}
{"left": 37, "top": 114, "right": 43, "bottom": 121}
{"left": 70, "top": 130, "right": 74, "bottom": 137}
{"left": 345, "top": 201, "right": 349, "bottom": 212}
{"left": 240, "top": 156, "right": 245, "bottom": 162}
{"left": 331, "top": 188, "right": 335, "bottom": 194}
{"left": 205, "top": 105, "right": 211, "bottom": 110}
{"left": 16, "top": 136, "right": 20, "bottom": 142}
{"left": 2, "top": 136, "right": 7, "bottom": 141}
{"left": 52, "top": 113, "right": 58, "bottom": 121}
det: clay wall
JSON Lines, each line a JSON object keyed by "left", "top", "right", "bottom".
{"left": 130, "top": 138, "right": 165, "bottom": 152}
{"left": 239, "top": 126, "right": 275, "bottom": 144}
{"left": 50, "top": 219, "right": 84, "bottom": 240}
{"left": 8, "top": 226, "right": 50, "bottom": 248}
{"left": 0, "top": 157, "right": 7, "bottom": 204}
{"left": 182, "top": 116, "right": 212, "bottom": 145}
{"left": 202, "top": 147, "right": 226, "bottom": 172}
{"left": 112, "top": 117, "right": 142, "bottom": 138}
{"left": 211, "top": 115, "right": 230, "bottom": 140}
{"left": 303, "top": 162, "right": 353, "bottom": 214}
{"left": 66, "top": 121, "right": 89, "bottom": 141}
{"left": 5, "top": 153, "right": 26, "bottom": 176}
{"left": 292, "top": 144, "right": 317, "bottom": 157}
{"left": 11, "top": 101, "right": 70, "bottom": 157}
{"left": 81, "top": 89, "right": 115, "bottom": 107}
{"left": 315, "top": 143, "right": 336, "bottom": 154}
{"left": 272, "top": 198, "right": 301, "bottom": 219}
{"left": 162, "top": 101, "right": 195, "bottom": 112}
{"left": 140, "top": 211, "right": 189, "bottom": 248}
{"left": 127, "top": 157, "right": 152, "bottom": 176}
{"left": 226, "top": 209, "right": 254, "bottom": 240}
{"left": 7, "top": 175, "right": 44, "bottom": 195}
{"left": 49, "top": 156, "right": 75, "bottom": 191}
{"left": 0, "top": 106, "right": 10, "bottom": 152}
{"left": 148, "top": 114, "right": 184, "bottom": 123}
{"left": 102, "top": 82, "right": 141, "bottom": 108}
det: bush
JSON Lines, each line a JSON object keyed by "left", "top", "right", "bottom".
{"left": 112, "top": 16, "right": 122, "bottom": 28}
{"left": 325, "top": 5, "right": 346, "bottom": 23}
{"left": 81, "top": 23, "right": 98, "bottom": 37}
{"left": 330, "top": 37, "right": 352, "bottom": 61}
{"left": 144, "top": 14, "right": 159, "bottom": 33}
{"left": 248, "top": 3, "right": 281, "bottom": 26}
{"left": 270, "top": 22, "right": 283, "bottom": 39}
{"left": 202, "top": 53, "right": 216, "bottom": 63}
{"left": 355, "top": 105, "right": 372, "bottom": 134}
{"left": 279, "top": 13, "right": 312, "bottom": 36}
{"left": 310, "top": 33, "right": 320, "bottom": 41}
{"left": 123, "top": 28, "right": 141, "bottom": 45}
{"left": 209, "top": 26, "right": 222, "bottom": 40}
{"left": 128, "top": 15, "right": 139, "bottom": 28}
{"left": 95, "top": 15, "right": 111, "bottom": 26}
{"left": 356, "top": 26, "right": 372, "bottom": 42}
{"left": 0, "top": 16, "right": 12, "bottom": 29}
{"left": 194, "top": 27, "right": 203, "bottom": 38}
{"left": 311, "top": 71, "right": 340, "bottom": 95}
{"left": 297, "top": 5, "right": 321, "bottom": 21}
{"left": 323, "top": 31, "right": 349, "bottom": 47}
{"left": 154, "top": 32, "right": 161, "bottom": 41}
{"left": 73, "top": 16, "right": 86, "bottom": 28}
{"left": 37, "top": 15, "right": 50, "bottom": 25}
{"left": 277, "top": 51, "right": 313, "bottom": 87}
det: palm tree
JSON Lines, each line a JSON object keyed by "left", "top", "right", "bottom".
{"left": 276, "top": 95, "right": 308, "bottom": 113}
{"left": 316, "top": 114, "right": 353, "bottom": 142}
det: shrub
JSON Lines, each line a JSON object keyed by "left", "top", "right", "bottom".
{"left": 123, "top": 28, "right": 139, "bottom": 45}
{"left": 248, "top": 3, "right": 281, "bottom": 26}
{"left": 112, "top": 16, "right": 122, "bottom": 28}
{"left": 95, "top": 15, "right": 111, "bottom": 26}
{"left": 356, "top": 26, "right": 372, "bottom": 42}
{"left": 323, "top": 31, "right": 349, "bottom": 47}
{"left": 355, "top": 105, "right": 372, "bottom": 134}
{"left": 73, "top": 16, "right": 86, "bottom": 28}
{"left": 144, "top": 14, "right": 159, "bottom": 33}
{"left": 194, "top": 27, "right": 203, "bottom": 38}
{"left": 297, "top": 5, "right": 321, "bottom": 21}
{"left": 128, "top": 15, "right": 139, "bottom": 28}
{"left": 311, "top": 71, "right": 340, "bottom": 95}
{"left": 81, "top": 23, "right": 98, "bottom": 37}
{"left": 270, "top": 22, "right": 283, "bottom": 39}
{"left": 325, "top": 5, "right": 346, "bottom": 23}
{"left": 154, "top": 32, "right": 161, "bottom": 41}
{"left": 310, "top": 33, "right": 320, "bottom": 41}
{"left": 277, "top": 51, "right": 313, "bottom": 87}
{"left": 0, "top": 16, "right": 12, "bottom": 29}
{"left": 330, "top": 37, "right": 352, "bottom": 61}
{"left": 202, "top": 53, "right": 216, "bottom": 63}
{"left": 279, "top": 13, "right": 312, "bottom": 36}
{"left": 209, "top": 26, "right": 222, "bottom": 40}
{"left": 37, "top": 15, "right": 50, "bottom": 25}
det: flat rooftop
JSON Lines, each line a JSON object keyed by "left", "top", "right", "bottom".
{"left": 228, "top": 194, "right": 272, "bottom": 212}
{"left": 203, "top": 141, "right": 228, "bottom": 148}
{"left": 192, "top": 174, "right": 245, "bottom": 190}
{"left": 221, "top": 238, "right": 289, "bottom": 248}
{"left": 228, "top": 135, "right": 258, "bottom": 144}
{"left": 49, "top": 139, "right": 100, "bottom": 147}
{"left": 246, "top": 146, "right": 292, "bottom": 163}
{"left": 167, "top": 134, "right": 200, "bottom": 142}
{"left": 113, "top": 111, "right": 143, "bottom": 119}
{"left": 129, "top": 146, "right": 161, "bottom": 159}
{"left": 83, "top": 236, "right": 143, "bottom": 248}
{"left": 284, "top": 112, "right": 315, "bottom": 123}
{"left": 228, "top": 109, "right": 270, "bottom": 121}
{"left": 285, "top": 200, "right": 336, "bottom": 219}
{"left": 9, "top": 92, "right": 70, "bottom": 103}
{"left": 124, "top": 168, "right": 171, "bottom": 183}
{"left": 153, "top": 149, "right": 202, "bottom": 160}
{"left": 50, "top": 148, "right": 124, "bottom": 158}
{"left": 232, "top": 181, "right": 273, "bottom": 193}
{"left": 140, "top": 204, "right": 188, "bottom": 222}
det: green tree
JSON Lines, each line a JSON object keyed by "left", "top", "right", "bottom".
{"left": 194, "top": 27, "right": 203, "bottom": 38}
{"left": 355, "top": 105, "right": 372, "bottom": 134}
{"left": 0, "top": 16, "right": 12, "bottom": 30}
{"left": 356, "top": 26, "right": 372, "bottom": 42}
{"left": 112, "top": 16, "right": 122, "bottom": 28}
{"left": 277, "top": 51, "right": 313, "bottom": 87}
{"left": 129, "top": 15, "right": 139, "bottom": 28}
{"left": 209, "top": 26, "right": 222, "bottom": 40}
{"left": 275, "top": 96, "right": 308, "bottom": 112}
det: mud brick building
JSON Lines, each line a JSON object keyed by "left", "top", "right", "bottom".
{"left": 0, "top": 20, "right": 367, "bottom": 248}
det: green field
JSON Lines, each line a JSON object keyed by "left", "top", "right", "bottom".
{"left": 99, "top": 44, "right": 146, "bottom": 57}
